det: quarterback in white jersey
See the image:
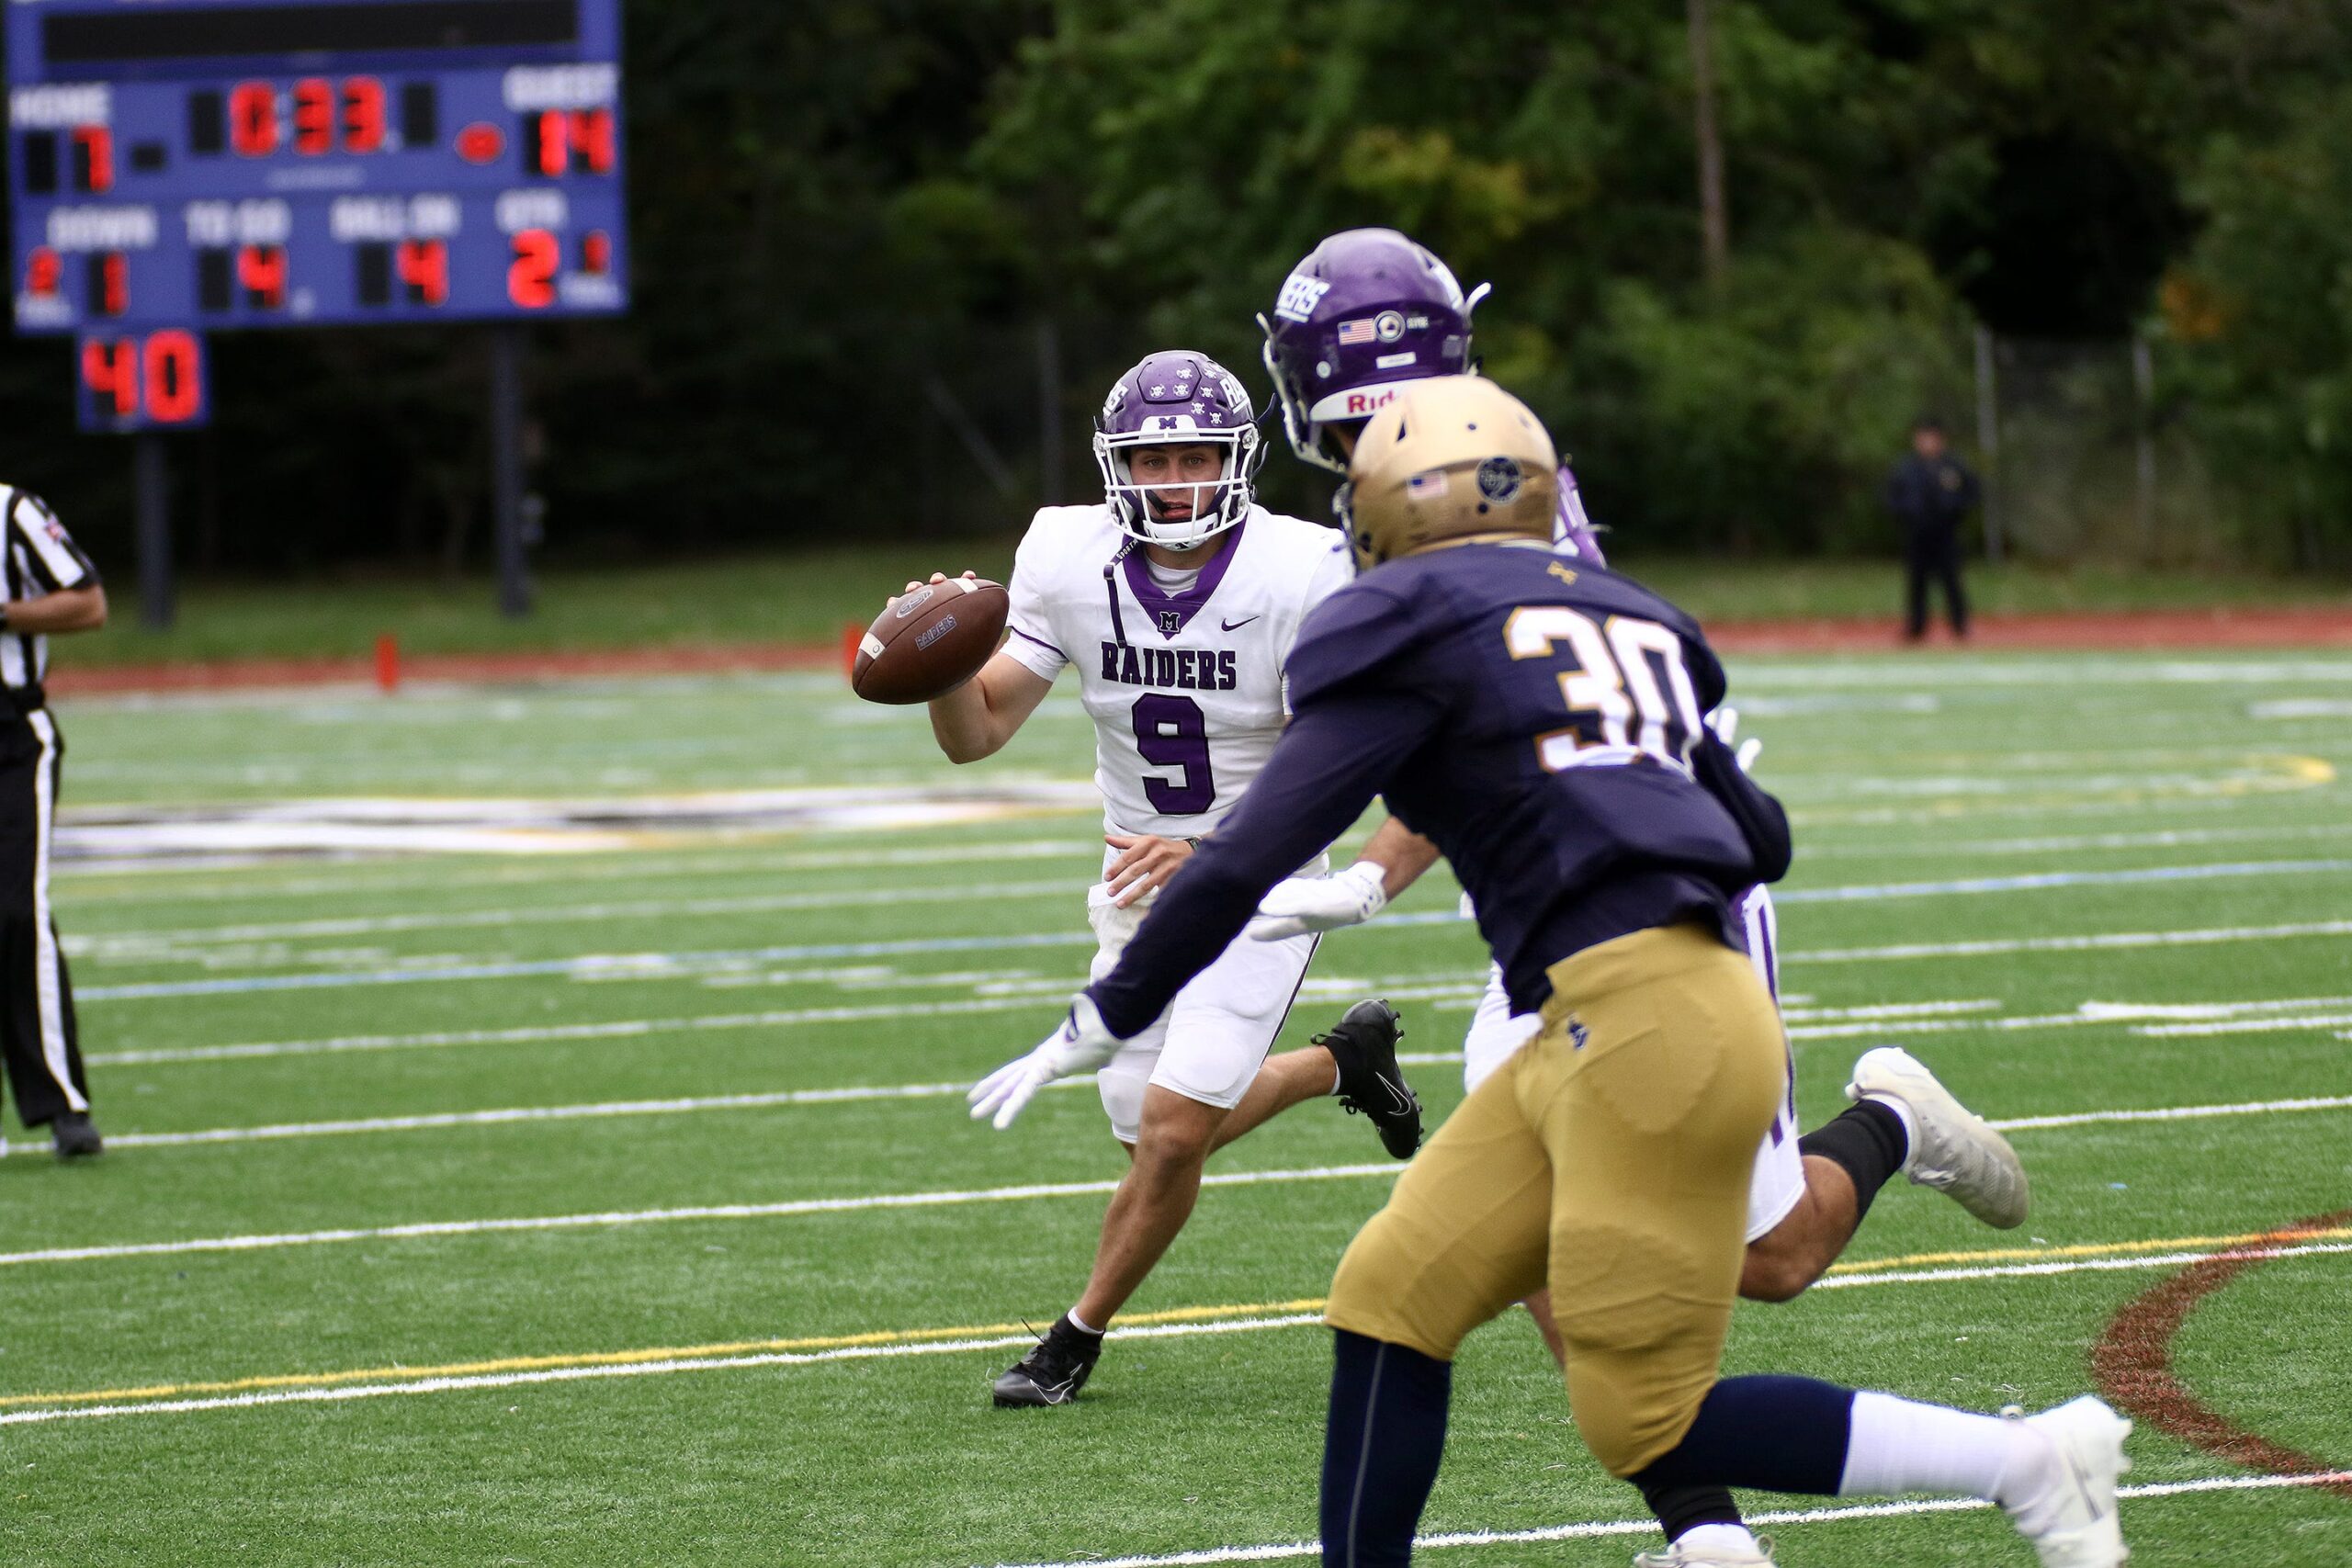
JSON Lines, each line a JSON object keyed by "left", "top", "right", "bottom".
{"left": 913, "top": 349, "right": 1425, "bottom": 1409}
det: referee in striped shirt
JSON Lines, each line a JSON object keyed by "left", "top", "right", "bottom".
{"left": 0, "top": 485, "right": 107, "bottom": 1157}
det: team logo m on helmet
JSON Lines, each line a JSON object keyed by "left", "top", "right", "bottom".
{"left": 1092, "top": 349, "right": 1267, "bottom": 551}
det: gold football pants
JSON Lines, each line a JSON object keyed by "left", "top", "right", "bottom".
{"left": 1325, "top": 922, "right": 1786, "bottom": 1476}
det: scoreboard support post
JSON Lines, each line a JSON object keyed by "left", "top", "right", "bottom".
{"left": 490, "top": 323, "right": 531, "bottom": 618}
{"left": 133, "top": 432, "right": 174, "bottom": 630}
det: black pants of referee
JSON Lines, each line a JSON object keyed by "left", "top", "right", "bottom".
{"left": 1902, "top": 523, "right": 1969, "bottom": 639}
{"left": 0, "top": 705, "right": 88, "bottom": 1130}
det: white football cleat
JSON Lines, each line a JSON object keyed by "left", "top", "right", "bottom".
{"left": 1633, "top": 1536, "right": 1776, "bottom": 1566}
{"left": 2001, "top": 1396, "right": 2132, "bottom": 1567}
{"left": 1847, "top": 1045, "right": 2030, "bottom": 1228}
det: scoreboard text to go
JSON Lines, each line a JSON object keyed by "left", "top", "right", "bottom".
{"left": 76, "top": 328, "right": 208, "bottom": 432}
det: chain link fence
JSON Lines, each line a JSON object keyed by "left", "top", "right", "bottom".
{"left": 1972, "top": 331, "right": 2234, "bottom": 569}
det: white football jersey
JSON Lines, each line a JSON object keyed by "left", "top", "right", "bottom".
{"left": 1002, "top": 502, "right": 1354, "bottom": 839}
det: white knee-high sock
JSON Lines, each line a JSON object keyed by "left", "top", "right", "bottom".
{"left": 1674, "top": 1522, "right": 1764, "bottom": 1556}
{"left": 1838, "top": 1391, "right": 2034, "bottom": 1501}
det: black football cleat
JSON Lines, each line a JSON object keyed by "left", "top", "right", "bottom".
{"left": 51, "top": 1111, "right": 103, "bottom": 1159}
{"left": 991, "top": 1318, "right": 1102, "bottom": 1407}
{"left": 1318, "top": 998, "right": 1422, "bottom": 1159}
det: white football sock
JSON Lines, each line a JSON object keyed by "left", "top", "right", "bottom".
{"left": 1838, "top": 1390, "right": 2025, "bottom": 1499}
{"left": 1859, "top": 1092, "right": 1920, "bottom": 1170}
{"left": 1064, "top": 1308, "right": 1102, "bottom": 1337}
{"left": 1673, "top": 1521, "right": 1763, "bottom": 1557}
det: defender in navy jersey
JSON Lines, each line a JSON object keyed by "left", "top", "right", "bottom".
{"left": 1248, "top": 227, "right": 2029, "bottom": 1350}
{"left": 993, "top": 380, "right": 2129, "bottom": 1568}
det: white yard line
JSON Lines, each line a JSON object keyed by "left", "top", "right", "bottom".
{"left": 75, "top": 887, "right": 2352, "bottom": 1005}
{"left": 15, "top": 1081, "right": 2345, "bottom": 1162}
{"left": 85, "top": 994, "right": 1070, "bottom": 1066}
{"left": 1798, "top": 819, "right": 2352, "bottom": 862}
{"left": 11, "top": 1090, "right": 2352, "bottom": 1244}
{"left": 983, "top": 1471, "right": 2352, "bottom": 1568}
{"left": 1789, "top": 919, "right": 2352, "bottom": 964}
{"left": 2131, "top": 1013, "right": 2352, "bottom": 1038}
{"left": 0, "top": 1164, "right": 1406, "bottom": 1268}
{"left": 67, "top": 878, "right": 1091, "bottom": 953}
{"left": 58, "top": 836, "right": 1105, "bottom": 903}
{"left": 1770, "top": 859, "right": 2352, "bottom": 905}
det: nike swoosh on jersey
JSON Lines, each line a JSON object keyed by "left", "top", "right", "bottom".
{"left": 1220, "top": 615, "right": 1261, "bottom": 632}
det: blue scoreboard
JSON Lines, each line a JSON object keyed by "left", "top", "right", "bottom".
{"left": 7, "top": 0, "right": 628, "bottom": 428}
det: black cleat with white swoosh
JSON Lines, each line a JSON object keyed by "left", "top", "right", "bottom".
{"left": 991, "top": 1316, "right": 1102, "bottom": 1407}
{"left": 1318, "top": 998, "right": 1421, "bottom": 1159}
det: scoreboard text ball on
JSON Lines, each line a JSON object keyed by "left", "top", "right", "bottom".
{"left": 7, "top": 0, "right": 630, "bottom": 342}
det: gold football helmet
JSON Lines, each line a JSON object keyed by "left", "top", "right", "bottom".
{"left": 1343, "top": 376, "right": 1558, "bottom": 569}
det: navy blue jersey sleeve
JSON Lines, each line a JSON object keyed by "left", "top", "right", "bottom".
{"left": 1690, "top": 729, "right": 1791, "bottom": 882}
{"left": 1677, "top": 615, "right": 1727, "bottom": 715}
{"left": 1284, "top": 580, "right": 1421, "bottom": 710}
{"left": 1085, "top": 685, "right": 1443, "bottom": 1038}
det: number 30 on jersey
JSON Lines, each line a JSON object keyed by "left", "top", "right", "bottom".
{"left": 1504, "top": 608, "right": 1704, "bottom": 771}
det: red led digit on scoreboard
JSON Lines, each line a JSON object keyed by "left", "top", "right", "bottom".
{"left": 343, "top": 77, "right": 387, "bottom": 153}
{"left": 396, "top": 239, "right": 447, "bottom": 305}
{"left": 569, "top": 108, "right": 615, "bottom": 175}
{"left": 80, "top": 339, "right": 136, "bottom": 417}
{"left": 532, "top": 109, "right": 616, "bottom": 176}
{"left": 507, "top": 229, "right": 559, "bottom": 308}
{"left": 293, "top": 78, "right": 334, "bottom": 154}
{"left": 71, "top": 127, "right": 114, "bottom": 193}
{"left": 230, "top": 82, "right": 277, "bottom": 156}
{"left": 534, "top": 113, "right": 564, "bottom": 177}
{"left": 25, "top": 249, "right": 62, "bottom": 297}
{"left": 96, "top": 253, "right": 128, "bottom": 317}
{"left": 237, "top": 245, "right": 287, "bottom": 308}
{"left": 144, "top": 331, "right": 203, "bottom": 423}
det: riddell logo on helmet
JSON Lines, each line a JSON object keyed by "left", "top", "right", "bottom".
{"left": 1344, "top": 389, "right": 1400, "bottom": 416}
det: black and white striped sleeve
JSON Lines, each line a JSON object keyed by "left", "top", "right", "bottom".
{"left": 7, "top": 491, "right": 99, "bottom": 592}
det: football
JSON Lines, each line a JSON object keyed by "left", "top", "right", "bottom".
{"left": 851, "top": 576, "right": 1010, "bottom": 704}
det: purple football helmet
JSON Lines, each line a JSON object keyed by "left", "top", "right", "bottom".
{"left": 1260, "top": 228, "right": 1491, "bottom": 473}
{"left": 1093, "top": 349, "right": 1265, "bottom": 549}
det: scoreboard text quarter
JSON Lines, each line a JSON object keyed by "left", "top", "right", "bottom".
{"left": 7, "top": 0, "right": 629, "bottom": 341}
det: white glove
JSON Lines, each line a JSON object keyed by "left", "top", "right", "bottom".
{"left": 1247, "top": 860, "right": 1389, "bottom": 942}
{"left": 1706, "top": 705, "right": 1763, "bottom": 774}
{"left": 967, "top": 995, "right": 1123, "bottom": 1130}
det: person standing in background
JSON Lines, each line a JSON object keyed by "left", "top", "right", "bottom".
{"left": 1885, "top": 417, "right": 1979, "bottom": 640}
{"left": 0, "top": 485, "right": 107, "bottom": 1158}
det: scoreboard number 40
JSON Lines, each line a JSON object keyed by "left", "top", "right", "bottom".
{"left": 77, "top": 328, "right": 207, "bottom": 431}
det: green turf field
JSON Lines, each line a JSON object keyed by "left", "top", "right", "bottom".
{"left": 6, "top": 649, "right": 2351, "bottom": 1566}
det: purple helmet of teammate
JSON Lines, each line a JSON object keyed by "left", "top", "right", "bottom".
{"left": 1093, "top": 349, "right": 1266, "bottom": 549}
{"left": 1258, "top": 228, "right": 1490, "bottom": 474}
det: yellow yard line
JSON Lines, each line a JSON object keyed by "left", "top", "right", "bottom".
{"left": 1823, "top": 1222, "right": 2352, "bottom": 1276}
{"left": 17, "top": 1223, "right": 2352, "bottom": 1413}
{"left": 0, "top": 1298, "right": 1323, "bottom": 1410}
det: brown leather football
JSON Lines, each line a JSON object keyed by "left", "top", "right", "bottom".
{"left": 851, "top": 577, "right": 1011, "bottom": 704}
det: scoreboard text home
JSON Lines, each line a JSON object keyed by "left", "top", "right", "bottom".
{"left": 6, "top": 0, "right": 629, "bottom": 430}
